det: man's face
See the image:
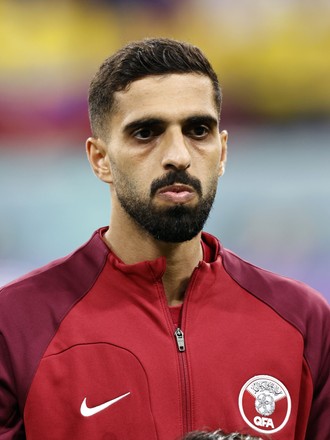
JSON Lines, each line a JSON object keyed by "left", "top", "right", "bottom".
{"left": 99, "top": 73, "right": 227, "bottom": 242}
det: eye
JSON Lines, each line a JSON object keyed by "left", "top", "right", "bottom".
{"left": 133, "top": 127, "right": 155, "bottom": 141}
{"left": 188, "top": 125, "right": 210, "bottom": 139}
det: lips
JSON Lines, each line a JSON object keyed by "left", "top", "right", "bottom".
{"left": 156, "top": 184, "right": 196, "bottom": 204}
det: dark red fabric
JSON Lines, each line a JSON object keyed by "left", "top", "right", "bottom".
{"left": 0, "top": 229, "right": 329, "bottom": 440}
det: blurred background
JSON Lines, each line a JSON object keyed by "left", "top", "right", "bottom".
{"left": 0, "top": 0, "right": 329, "bottom": 302}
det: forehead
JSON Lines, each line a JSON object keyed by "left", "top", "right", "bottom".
{"left": 111, "top": 73, "right": 218, "bottom": 128}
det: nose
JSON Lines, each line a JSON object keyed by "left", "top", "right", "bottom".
{"left": 160, "top": 128, "right": 191, "bottom": 171}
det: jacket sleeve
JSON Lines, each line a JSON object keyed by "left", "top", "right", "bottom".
{"left": 0, "top": 334, "right": 25, "bottom": 439}
{"left": 305, "top": 298, "right": 330, "bottom": 440}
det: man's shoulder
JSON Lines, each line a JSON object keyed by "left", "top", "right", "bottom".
{"left": 220, "top": 245, "right": 330, "bottom": 333}
{"left": 0, "top": 229, "right": 110, "bottom": 419}
{"left": 0, "top": 229, "right": 109, "bottom": 314}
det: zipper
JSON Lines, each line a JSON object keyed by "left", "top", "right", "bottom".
{"left": 174, "top": 328, "right": 185, "bottom": 352}
{"left": 174, "top": 326, "right": 191, "bottom": 433}
{"left": 157, "top": 267, "right": 199, "bottom": 435}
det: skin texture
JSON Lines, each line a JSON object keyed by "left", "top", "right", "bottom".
{"left": 86, "top": 73, "right": 228, "bottom": 305}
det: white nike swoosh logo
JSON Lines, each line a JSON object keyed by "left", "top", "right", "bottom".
{"left": 80, "top": 392, "right": 130, "bottom": 417}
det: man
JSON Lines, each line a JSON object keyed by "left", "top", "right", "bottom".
{"left": 0, "top": 38, "right": 329, "bottom": 440}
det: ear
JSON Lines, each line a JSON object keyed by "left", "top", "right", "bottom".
{"left": 86, "top": 137, "right": 113, "bottom": 183}
{"left": 218, "top": 130, "right": 228, "bottom": 177}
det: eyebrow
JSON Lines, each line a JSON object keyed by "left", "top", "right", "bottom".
{"left": 123, "top": 118, "right": 164, "bottom": 134}
{"left": 122, "top": 114, "right": 219, "bottom": 134}
{"left": 184, "top": 115, "right": 218, "bottom": 128}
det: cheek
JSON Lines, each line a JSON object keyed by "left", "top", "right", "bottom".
{"left": 200, "top": 151, "right": 221, "bottom": 176}
{"left": 109, "top": 160, "right": 132, "bottom": 192}
{"left": 200, "top": 156, "right": 221, "bottom": 191}
{"left": 113, "top": 167, "right": 151, "bottom": 198}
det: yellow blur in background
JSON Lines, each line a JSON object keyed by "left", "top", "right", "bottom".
{"left": 0, "top": 0, "right": 330, "bottom": 142}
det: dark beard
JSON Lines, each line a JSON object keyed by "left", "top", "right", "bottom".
{"left": 116, "top": 170, "right": 217, "bottom": 243}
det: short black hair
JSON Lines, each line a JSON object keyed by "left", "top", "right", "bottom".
{"left": 88, "top": 37, "right": 222, "bottom": 139}
{"left": 182, "top": 430, "right": 263, "bottom": 440}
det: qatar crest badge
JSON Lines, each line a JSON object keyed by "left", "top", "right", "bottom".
{"left": 238, "top": 375, "right": 291, "bottom": 434}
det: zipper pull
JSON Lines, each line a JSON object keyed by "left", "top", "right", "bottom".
{"left": 174, "top": 328, "right": 186, "bottom": 352}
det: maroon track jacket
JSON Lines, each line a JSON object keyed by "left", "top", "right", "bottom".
{"left": 0, "top": 228, "right": 329, "bottom": 439}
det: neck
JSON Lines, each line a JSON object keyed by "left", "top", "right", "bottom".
{"left": 103, "top": 215, "right": 203, "bottom": 306}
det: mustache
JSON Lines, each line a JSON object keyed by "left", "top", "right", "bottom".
{"left": 150, "top": 170, "right": 202, "bottom": 197}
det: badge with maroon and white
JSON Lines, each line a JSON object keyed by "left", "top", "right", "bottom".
{"left": 238, "top": 375, "right": 291, "bottom": 434}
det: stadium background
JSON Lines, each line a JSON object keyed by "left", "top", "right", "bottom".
{"left": 1, "top": 0, "right": 329, "bottom": 302}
